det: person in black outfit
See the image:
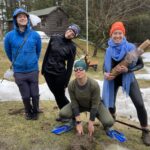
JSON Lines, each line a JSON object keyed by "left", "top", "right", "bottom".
{"left": 41, "top": 24, "right": 80, "bottom": 121}
{"left": 102, "top": 21, "right": 150, "bottom": 146}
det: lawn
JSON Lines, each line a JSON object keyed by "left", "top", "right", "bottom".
{"left": 0, "top": 101, "right": 150, "bottom": 150}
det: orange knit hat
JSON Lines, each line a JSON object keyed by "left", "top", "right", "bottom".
{"left": 109, "top": 21, "right": 126, "bottom": 36}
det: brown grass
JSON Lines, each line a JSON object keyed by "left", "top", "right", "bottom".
{"left": 0, "top": 101, "right": 150, "bottom": 150}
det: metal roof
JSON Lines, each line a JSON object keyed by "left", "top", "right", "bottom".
{"left": 29, "top": 6, "right": 60, "bottom": 16}
{"left": 7, "top": 6, "right": 68, "bottom": 21}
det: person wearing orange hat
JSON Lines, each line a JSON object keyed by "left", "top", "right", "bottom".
{"left": 102, "top": 21, "right": 150, "bottom": 146}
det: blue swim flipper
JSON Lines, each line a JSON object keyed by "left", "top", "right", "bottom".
{"left": 51, "top": 124, "right": 73, "bottom": 135}
{"left": 106, "top": 129, "right": 127, "bottom": 143}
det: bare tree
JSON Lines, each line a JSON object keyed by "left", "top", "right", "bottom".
{"left": 61, "top": 0, "right": 150, "bottom": 56}
{"left": 88, "top": 0, "right": 150, "bottom": 56}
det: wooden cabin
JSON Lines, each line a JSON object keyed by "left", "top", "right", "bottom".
{"left": 7, "top": 6, "right": 69, "bottom": 36}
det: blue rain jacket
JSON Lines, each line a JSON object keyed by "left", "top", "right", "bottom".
{"left": 4, "top": 8, "right": 41, "bottom": 73}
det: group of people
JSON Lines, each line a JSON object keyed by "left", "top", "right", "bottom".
{"left": 4, "top": 8, "right": 150, "bottom": 146}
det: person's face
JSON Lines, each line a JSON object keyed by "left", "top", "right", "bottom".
{"left": 111, "top": 30, "right": 124, "bottom": 44}
{"left": 74, "top": 67, "right": 86, "bottom": 79}
{"left": 16, "top": 13, "right": 28, "bottom": 27}
{"left": 65, "top": 29, "right": 75, "bottom": 39}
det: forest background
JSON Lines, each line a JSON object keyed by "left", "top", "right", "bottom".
{"left": 0, "top": 0, "right": 150, "bottom": 56}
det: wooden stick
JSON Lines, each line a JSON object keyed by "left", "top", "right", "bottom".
{"left": 138, "top": 39, "right": 150, "bottom": 50}
{"left": 110, "top": 39, "right": 150, "bottom": 77}
{"left": 116, "top": 120, "right": 150, "bottom": 132}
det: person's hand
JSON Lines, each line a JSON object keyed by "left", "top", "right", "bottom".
{"left": 104, "top": 72, "right": 115, "bottom": 80}
{"left": 88, "top": 120, "right": 94, "bottom": 137}
{"left": 76, "top": 123, "right": 84, "bottom": 136}
{"left": 115, "top": 65, "right": 128, "bottom": 73}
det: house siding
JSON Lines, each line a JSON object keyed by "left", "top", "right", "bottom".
{"left": 34, "top": 8, "right": 68, "bottom": 36}
{"left": 7, "top": 7, "right": 69, "bottom": 36}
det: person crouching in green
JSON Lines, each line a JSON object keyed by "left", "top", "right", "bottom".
{"left": 59, "top": 60, "right": 114, "bottom": 136}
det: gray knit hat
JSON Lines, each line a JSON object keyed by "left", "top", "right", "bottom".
{"left": 67, "top": 24, "right": 80, "bottom": 37}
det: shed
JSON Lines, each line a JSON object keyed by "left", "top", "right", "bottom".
{"left": 7, "top": 6, "right": 69, "bottom": 36}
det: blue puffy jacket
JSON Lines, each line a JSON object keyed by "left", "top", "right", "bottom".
{"left": 4, "top": 8, "right": 41, "bottom": 73}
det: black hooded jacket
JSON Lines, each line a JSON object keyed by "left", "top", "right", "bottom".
{"left": 41, "top": 34, "right": 76, "bottom": 86}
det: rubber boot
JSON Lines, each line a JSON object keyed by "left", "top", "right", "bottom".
{"left": 32, "top": 96, "right": 39, "bottom": 120}
{"left": 23, "top": 98, "right": 33, "bottom": 120}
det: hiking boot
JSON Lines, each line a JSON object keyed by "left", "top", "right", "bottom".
{"left": 32, "top": 113, "right": 39, "bottom": 120}
{"left": 23, "top": 98, "right": 33, "bottom": 120}
{"left": 32, "top": 96, "right": 39, "bottom": 120}
{"left": 56, "top": 117, "right": 70, "bottom": 122}
{"left": 142, "top": 129, "right": 150, "bottom": 146}
{"left": 25, "top": 113, "right": 32, "bottom": 120}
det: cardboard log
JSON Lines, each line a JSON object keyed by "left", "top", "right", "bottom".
{"left": 110, "top": 39, "right": 150, "bottom": 76}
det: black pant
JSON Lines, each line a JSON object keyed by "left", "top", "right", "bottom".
{"left": 44, "top": 72, "right": 69, "bottom": 109}
{"left": 14, "top": 71, "right": 39, "bottom": 99}
{"left": 109, "top": 77, "right": 148, "bottom": 127}
{"left": 14, "top": 71, "right": 39, "bottom": 114}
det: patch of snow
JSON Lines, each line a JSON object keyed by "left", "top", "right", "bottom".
{"left": 144, "top": 66, "right": 150, "bottom": 74}
{"left": 135, "top": 74, "right": 150, "bottom": 80}
{"left": 0, "top": 79, "right": 150, "bottom": 125}
{"left": 36, "top": 31, "right": 50, "bottom": 43}
{"left": 142, "top": 52, "right": 150, "bottom": 63}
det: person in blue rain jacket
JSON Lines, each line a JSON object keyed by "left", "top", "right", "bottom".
{"left": 4, "top": 8, "right": 41, "bottom": 120}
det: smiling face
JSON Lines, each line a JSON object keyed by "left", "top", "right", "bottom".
{"left": 16, "top": 13, "right": 28, "bottom": 27}
{"left": 111, "top": 30, "right": 124, "bottom": 44}
{"left": 65, "top": 29, "right": 75, "bottom": 39}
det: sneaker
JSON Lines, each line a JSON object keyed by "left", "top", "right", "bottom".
{"left": 142, "top": 129, "right": 150, "bottom": 146}
{"left": 55, "top": 117, "right": 71, "bottom": 122}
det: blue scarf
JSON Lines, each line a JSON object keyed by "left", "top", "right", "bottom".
{"left": 102, "top": 37, "right": 136, "bottom": 108}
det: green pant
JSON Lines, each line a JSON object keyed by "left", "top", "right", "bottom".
{"left": 59, "top": 103, "right": 114, "bottom": 128}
